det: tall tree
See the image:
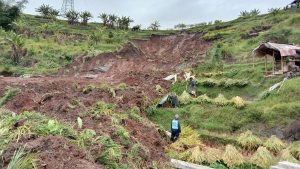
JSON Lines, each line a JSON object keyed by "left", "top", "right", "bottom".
{"left": 0, "top": 0, "right": 26, "bottom": 30}
{"left": 99, "top": 13, "right": 108, "bottom": 27}
{"left": 80, "top": 11, "right": 92, "bottom": 25}
{"left": 65, "top": 10, "right": 80, "bottom": 25}
{"left": 108, "top": 14, "right": 117, "bottom": 28}
{"left": 36, "top": 4, "right": 59, "bottom": 19}
{"left": 148, "top": 20, "right": 160, "bottom": 31}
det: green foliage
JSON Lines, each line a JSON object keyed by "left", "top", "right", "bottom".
{"left": 35, "top": 119, "right": 76, "bottom": 137}
{"left": 237, "top": 130, "right": 262, "bottom": 151}
{"left": 36, "top": 4, "right": 59, "bottom": 19}
{"left": 0, "top": 1, "right": 22, "bottom": 30}
{"left": 93, "top": 101, "right": 115, "bottom": 117}
{"left": 250, "top": 146, "right": 273, "bottom": 169}
{"left": 80, "top": 11, "right": 92, "bottom": 25}
{"left": 0, "top": 87, "right": 20, "bottom": 107}
{"left": 65, "top": 10, "right": 80, "bottom": 25}
{"left": 77, "top": 129, "right": 96, "bottom": 147}
{"left": 7, "top": 147, "right": 37, "bottom": 169}
{"left": 116, "top": 126, "right": 130, "bottom": 146}
{"left": 97, "top": 135, "right": 123, "bottom": 168}
{"left": 128, "top": 106, "right": 143, "bottom": 122}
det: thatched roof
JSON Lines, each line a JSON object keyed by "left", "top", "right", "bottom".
{"left": 253, "top": 42, "right": 300, "bottom": 57}
{"left": 291, "top": 0, "right": 300, "bottom": 4}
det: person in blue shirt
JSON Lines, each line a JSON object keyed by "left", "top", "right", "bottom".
{"left": 171, "top": 114, "right": 181, "bottom": 142}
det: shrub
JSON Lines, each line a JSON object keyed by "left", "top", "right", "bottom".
{"left": 279, "top": 149, "right": 298, "bottom": 163}
{"left": 250, "top": 147, "right": 273, "bottom": 169}
{"left": 237, "top": 130, "right": 262, "bottom": 151}
{"left": 222, "top": 145, "right": 244, "bottom": 167}
{"left": 178, "top": 91, "right": 192, "bottom": 105}
{"left": 264, "top": 135, "right": 285, "bottom": 153}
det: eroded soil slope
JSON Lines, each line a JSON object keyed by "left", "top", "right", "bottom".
{"left": 0, "top": 33, "right": 210, "bottom": 168}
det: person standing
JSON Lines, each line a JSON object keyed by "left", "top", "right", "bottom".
{"left": 171, "top": 114, "right": 181, "bottom": 142}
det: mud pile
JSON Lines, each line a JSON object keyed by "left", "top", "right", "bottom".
{"left": 0, "top": 33, "right": 210, "bottom": 168}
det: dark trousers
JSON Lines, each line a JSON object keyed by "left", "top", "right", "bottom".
{"left": 171, "top": 129, "right": 180, "bottom": 142}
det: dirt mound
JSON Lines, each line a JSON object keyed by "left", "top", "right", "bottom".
{"left": 2, "top": 136, "right": 104, "bottom": 169}
{"left": 0, "top": 33, "right": 211, "bottom": 167}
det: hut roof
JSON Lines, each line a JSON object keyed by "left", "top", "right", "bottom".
{"left": 291, "top": 0, "right": 300, "bottom": 4}
{"left": 253, "top": 42, "right": 300, "bottom": 57}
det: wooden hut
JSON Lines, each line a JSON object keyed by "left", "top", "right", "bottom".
{"left": 253, "top": 42, "right": 300, "bottom": 75}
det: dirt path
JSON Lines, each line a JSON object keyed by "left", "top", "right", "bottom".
{"left": 0, "top": 33, "right": 210, "bottom": 168}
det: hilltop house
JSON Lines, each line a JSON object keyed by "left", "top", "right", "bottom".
{"left": 253, "top": 42, "right": 300, "bottom": 75}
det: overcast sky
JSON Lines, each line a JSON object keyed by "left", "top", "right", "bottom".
{"left": 23, "top": 0, "right": 292, "bottom": 29}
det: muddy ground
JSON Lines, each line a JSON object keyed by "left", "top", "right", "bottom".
{"left": 0, "top": 33, "right": 210, "bottom": 168}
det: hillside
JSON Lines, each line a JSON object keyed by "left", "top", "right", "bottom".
{"left": 0, "top": 6, "right": 300, "bottom": 169}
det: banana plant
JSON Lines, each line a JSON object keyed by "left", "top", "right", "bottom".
{"left": 1, "top": 32, "right": 26, "bottom": 64}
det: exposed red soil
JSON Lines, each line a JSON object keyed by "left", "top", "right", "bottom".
{"left": 0, "top": 33, "right": 210, "bottom": 168}
{"left": 2, "top": 136, "right": 104, "bottom": 169}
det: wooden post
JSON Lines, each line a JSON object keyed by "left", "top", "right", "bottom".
{"left": 281, "top": 55, "right": 284, "bottom": 74}
{"left": 272, "top": 51, "right": 275, "bottom": 74}
{"left": 265, "top": 55, "right": 267, "bottom": 75}
{"left": 252, "top": 53, "right": 255, "bottom": 69}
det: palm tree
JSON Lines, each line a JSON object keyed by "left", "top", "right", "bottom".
{"left": 36, "top": 4, "right": 59, "bottom": 19}
{"left": 148, "top": 20, "right": 160, "bottom": 31}
{"left": 2, "top": 32, "right": 26, "bottom": 63}
{"left": 239, "top": 11, "right": 250, "bottom": 18}
{"left": 268, "top": 8, "right": 281, "bottom": 16}
{"left": 99, "top": 13, "right": 109, "bottom": 27}
{"left": 49, "top": 8, "right": 59, "bottom": 20}
{"left": 36, "top": 4, "right": 51, "bottom": 18}
{"left": 108, "top": 14, "right": 118, "bottom": 29}
{"left": 250, "top": 9, "right": 260, "bottom": 16}
{"left": 65, "top": 10, "right": 80, "bottom": 25}
{"left": 80, "top": 11, "right": 92, "bottom": 25}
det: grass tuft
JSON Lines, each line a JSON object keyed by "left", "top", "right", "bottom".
{"left": 250, "top": 146, "right": 274, "bottom": 169}
{"left": 222, "top": 144, "right": 244, "bottom": 167}
{"left": 7, "top": 147, "right": 37, "bottom": 169}
{"left": 237, "top": 130, "right": 262, "bottom": 151}
{"left": 263, "top": 135, "right": 285, "bottom": 153}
